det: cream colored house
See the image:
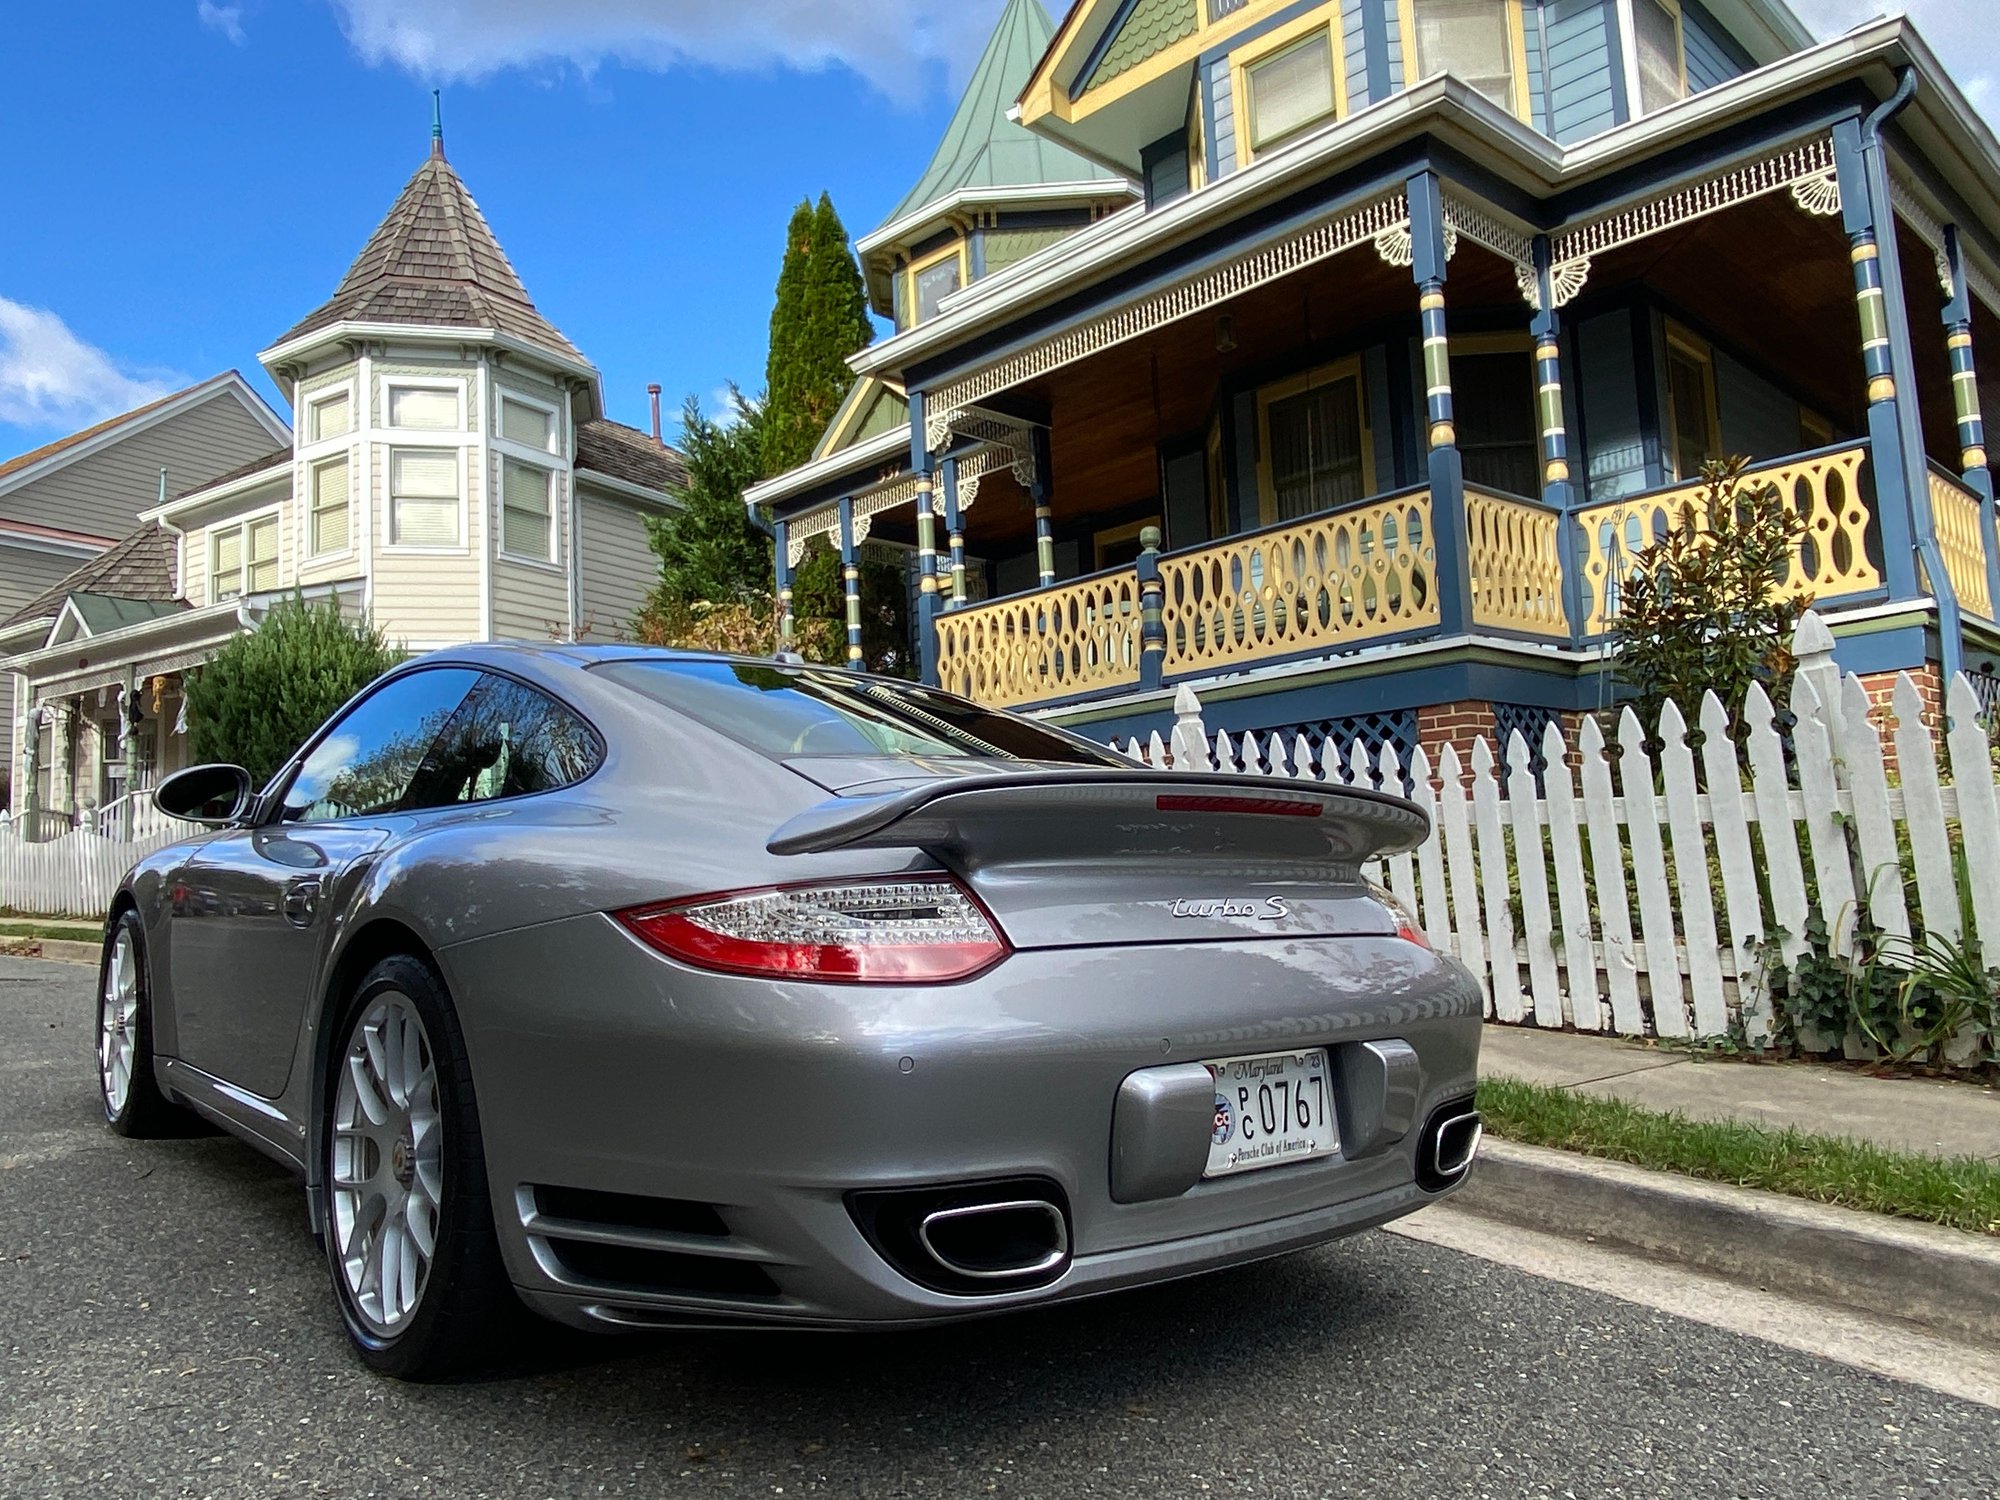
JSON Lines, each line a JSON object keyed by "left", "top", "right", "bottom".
{"left": 3, "top": 132, "right": 683, "bottom": 829}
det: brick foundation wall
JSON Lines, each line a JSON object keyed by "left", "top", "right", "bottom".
{"left": 1852, "top": 665, "right": 1945, "bottom": 777}
{"left": 1416, "top": 700, "right": 1496, "bottom": 764}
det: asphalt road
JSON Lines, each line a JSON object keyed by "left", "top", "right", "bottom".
{"left": 4, "top": 953, "right": 1997, "bottom": 1500}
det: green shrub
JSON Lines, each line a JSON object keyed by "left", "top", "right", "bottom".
{"left": 183, "top": 599, "right": 403, "bottom": 787}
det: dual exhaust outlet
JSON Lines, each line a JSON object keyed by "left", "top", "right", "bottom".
{"left": 1418, "top": 1100, "right": 1483, "bottom": 1192}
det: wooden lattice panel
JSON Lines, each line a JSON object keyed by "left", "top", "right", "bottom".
{"left": 934, "top": 572, "right": 1142, "bottom": 708}
{"left": 1466, "top": 490, "right": 1570, "bottom": 637}
{"left": 1157, "top": 494, "right": 1439, "bottom": 674}
{"left": 1575, "top": 446, "right": 1880, "bottom": 635}
{"left": 1930, "top": 469, "right": 1995, "bottom": 621}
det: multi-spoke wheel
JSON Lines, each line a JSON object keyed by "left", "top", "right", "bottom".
{"left": 320, "top": 952, "right": 513, "bottom": 1378}
{"left": 97, "top": 910, "right": 180, "bottom": 1137}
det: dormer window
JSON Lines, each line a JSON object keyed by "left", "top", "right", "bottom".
{"left": 1407, "top": 0, "right": 1525, "bottom": 118}
{"left": 1633, "top": 0, "right": 1688, "bottom": 113}
{"left": 387, "top": 383, "right": 461, "bottom": 431}
{"left": 905, "top": 242, "right": 967, "bottom": 327}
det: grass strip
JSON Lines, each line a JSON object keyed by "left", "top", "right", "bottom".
{"left": 0, "top": 922, "right": 101, "bottom": 943}
{"left": 1477, "top": 1074, "right": 2000, "bottom": 1238}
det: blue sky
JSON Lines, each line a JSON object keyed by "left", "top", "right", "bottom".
{"left": 0, "top": 1, "right": 1988, "bottom": 457}
{"left": 0, "top": 0, "right": 1011, "bottom": 452}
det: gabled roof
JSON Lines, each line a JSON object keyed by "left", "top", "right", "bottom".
{"left": 0, "top": 372, "right": 290, "bottom": 498}
{"left": 66, "top": 593, "right": 184, "bottom": 634}
{"left": 883, "top": 0, "right": 1125, "bottom": 232}
{"left": 274, "top": 145, "right": 588, "bottom": 367}
{"left": 811, "top": 377, "right": 910, "bottom": 462}
{"left": 5, "top": 522, "right": 181, "bottom": 628}
{"left": 574, "top": 419, "right": 689, "bottom": 497}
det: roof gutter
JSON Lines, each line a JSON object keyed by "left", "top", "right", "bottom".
{"left": 1863, "top": 65, "right": 1964, "bottom": 685}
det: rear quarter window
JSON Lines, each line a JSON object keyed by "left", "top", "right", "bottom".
{"left": 593, "top": 659, "right": 1127, "bottom": 765}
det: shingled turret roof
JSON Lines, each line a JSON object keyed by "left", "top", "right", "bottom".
{"left": 274, "top": 144, "right": 587, "bottom": 366}
{"left": 883, "top": 0, "right": 1126, "bottom": 231}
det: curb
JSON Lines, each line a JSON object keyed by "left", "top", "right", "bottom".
{"left": 1454, "top": 1137, "right": 2000, "bottom": 1344}
{"left": 31, "top": 939, "right": 99, "bottom": 966}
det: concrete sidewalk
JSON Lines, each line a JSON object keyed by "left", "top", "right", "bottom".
{"left": 1479, "top": 1025, "right": 2000, "bottom": 1162}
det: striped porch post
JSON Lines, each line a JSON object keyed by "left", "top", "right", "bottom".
{"left": 941, "top": 456, "right": 968, "bottom": 609}
{"left": 1941, "top": 223, "right": 2000, "bottom": 618}
{"left": 773, "top": 519, "right": 795, "bottom": 648}
{"left": 1032, "top": 426, "right": 1056, "bottom": 588}
{"left": 909, "top": 389, "right": 940, "bottom": 685}
{"left": 1533, "top": 234, "right": 1586, "bottom": 644}
{"left": 837, "top": 495, "right": 862, "bottom": 669}
{"left": 1409, "top": 171, "right": 1471, "bottom": 635}
{"left": 1137, "top": 525, "right": 1165, "bottom": 690}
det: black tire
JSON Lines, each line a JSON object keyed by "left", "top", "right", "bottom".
{"left": 319, "top": 951, "right": 518, "bottom": 1380}
{"left": 97, "top": 910, "right": 185, "bottom": 1138}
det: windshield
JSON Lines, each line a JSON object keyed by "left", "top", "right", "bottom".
{"left": 595, "top": 659, "right": 1128, "bottom": 765}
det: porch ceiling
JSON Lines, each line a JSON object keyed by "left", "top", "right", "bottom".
{"left": 1016, "top": 242, "right": 1524, "bottom": 528}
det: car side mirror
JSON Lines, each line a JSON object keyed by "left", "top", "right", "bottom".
{"left": 154, "top": 763, "right": 255, "bottom": 826}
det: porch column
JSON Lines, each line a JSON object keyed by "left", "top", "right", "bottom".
{"left": 1533, "top": 235, "right": 1589, "bottom": 645}
{"left": 772, "top": 519, "right": 795, "bottom": 648}
{"left": 1833, "top": 116, "right": 1924, "bottom": 604}
{"left": 20, "top": 702, "right": 40, "bottom": 820}
{"left": 837, "top": 496, "right": 863, "bottom": 669}
{"left": 909, "top": 390, "right": 940, "bottom": 684}
{"left": 1940, "top": 223, "right": 2000, "bottom": 615}
{"left": 941, "top": 456, "right": 968, "bottom": 609}
{"left": 1137, "top": 526, "right": 1165, "bottom": 691}
{"left": 1409, "top": 171, "right": 1472, "bottom": 636}
{"left": 1032, "top": 426, "right": 1057, "bottom": 588}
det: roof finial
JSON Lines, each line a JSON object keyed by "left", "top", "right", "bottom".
{"left": 431, "top": 90, "right": 444, "bottom": 158}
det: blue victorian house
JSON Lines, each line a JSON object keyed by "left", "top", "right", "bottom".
{"left": 748, "top": 0, "right": 1999, "bottom": 766}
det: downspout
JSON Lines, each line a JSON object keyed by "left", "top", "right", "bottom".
{"left": 1863, "top": 66, "right": 1964, "bottom": 686}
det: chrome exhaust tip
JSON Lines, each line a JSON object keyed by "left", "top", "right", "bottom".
{"left": 916, "top": 1198, "right": 1070, "bottom": 1282}
{"left": 1430, "top": 1111, "right": 1483, "bottom": 1178}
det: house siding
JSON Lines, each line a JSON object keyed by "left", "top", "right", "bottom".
{"left": 368, "top": 442, "right": 483, "bottom": 648}
{"left": 0, "top": 392, "right": 282, "bottom": 540}
{"left": 577, "top": 490, "right": 659, "bottom": 641}
{"left": 1683, "top": 0, "right": 1751, "bottom": 94}
{"left": 1341, "top": 0, "right": 1370, "bottom": 110}
{"left": 1543, "top": 0, "right": 1622, "bottom": 144}
{"left": 1207, "top": 55, "right": 1238, "bottom": 177}
{"left": 177, "top": 481, "right": 296, "bottom": 608}
{"left": 0, "top": 546, "right": 82, "bottom": 776}
{"left": 1525, "top": 0, "right": 1549, "bottom": 131}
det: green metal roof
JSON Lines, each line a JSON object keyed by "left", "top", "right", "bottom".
{"left": 68, "top": 593, "right": 184, "bottom": 633}
{"left": 884, "top": 0, "right": 1126, "bottom": 231}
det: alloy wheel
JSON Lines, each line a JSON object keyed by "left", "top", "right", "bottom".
{"left": 330, "top": 991, "right": 444, "bottom": 1338}
{"left": 99, "top": 926, "right": 139, "bottom": 1115}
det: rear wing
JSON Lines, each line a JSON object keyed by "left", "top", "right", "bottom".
{"left": 767, "top": 771, "right": 1430, "bottom": 864}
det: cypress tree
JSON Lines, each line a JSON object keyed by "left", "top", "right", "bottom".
{"left": 763, "top": 193, "right": 873, "bottom": 474}
{"left": 642, "top": 389, "right": 773, "bottom": 610}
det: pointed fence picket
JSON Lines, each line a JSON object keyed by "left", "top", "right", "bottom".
{"left": 1097, "top": 611, "right": 2000, "bottom": 1054}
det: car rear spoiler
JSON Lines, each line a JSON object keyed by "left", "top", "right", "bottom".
{"left": 766, "top": 771, "right": 1430, "bottom": 863}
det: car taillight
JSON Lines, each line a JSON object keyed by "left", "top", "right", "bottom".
{"left": 1368, "top": 883, "right": 1432, "bottom": 950}
{"left": 616, "top": 878, "right": 1009, "bottom": 984}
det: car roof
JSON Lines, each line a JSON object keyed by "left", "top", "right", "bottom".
{"left": 397, "top": 640, "right": 916, "bottom": 685}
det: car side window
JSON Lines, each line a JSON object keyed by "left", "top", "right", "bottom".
{"left": 400, "top": 673, "right": 602, "bottom": 811}
{"left": 279, "top": 669, "right": 484, "bottom": 823}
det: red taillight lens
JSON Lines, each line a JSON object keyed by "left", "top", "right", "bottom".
{"left": 1369, "top": 882, "right": 1431, "bottom": 950}
{"left": 616, "top": 878, "right": 1009, "bottom": 984}
{"left": 1156, "top": 794, "right": 1321, "bottom": 818}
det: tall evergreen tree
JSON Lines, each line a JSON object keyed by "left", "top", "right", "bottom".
{"left": 642, "top": 388, "right": 773, "bottom": 611}
{"left": 763, "top": 193, "right": 873, "bottom": 474}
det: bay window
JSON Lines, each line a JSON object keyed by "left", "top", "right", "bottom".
{"left": 387, "top": 384, "right": 461, "bottom": 431}
{"left": 1244, "top": 29, "right": 1337, "bottom": 153}
{"left": 309, "top": 456, "right": 350, "bottom": 556}
{"left": 1633, "top": 0, "right": 1687, "bottom": 114}
{"left": 1406, "top": 0, "right": 1524, "bottom": 117}
{"left": 389, "top": 448, "right": 461, "bottom": 547}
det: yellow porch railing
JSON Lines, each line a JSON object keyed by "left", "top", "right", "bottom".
{"left": 1466, "top": 488, "right": 1570, "bottom": 636}
{"left": 934, "top": 570, "right": 1142, "bottom": 708}
{"left": 1930, "top": 468, "right": 1995, "bottom": 621}
{"left": 1575, "top": 445, "right": 1879, "bottom": 635}
{"left": 1158, "top": 490, "right": 1438, "bottom": 674}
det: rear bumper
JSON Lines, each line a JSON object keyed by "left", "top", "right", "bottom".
{"left": 440, "top": 915, "right": 1483, "bottom": 1330}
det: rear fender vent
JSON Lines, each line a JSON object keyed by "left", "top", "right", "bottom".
{"left": 522, "top": 1184, "right": 780, "bottom": 1302}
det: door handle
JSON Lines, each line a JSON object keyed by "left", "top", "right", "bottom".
{"left": 283, "top": 877, "right": 322, "bottom": 929}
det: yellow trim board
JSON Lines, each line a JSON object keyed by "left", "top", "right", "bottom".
{"left": 1023, "top": 0, "right": 1305, "bottom": 130}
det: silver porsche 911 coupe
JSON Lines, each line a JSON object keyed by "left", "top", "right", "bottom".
{"left": 102, "top": 645, "right": 1483, "bottom": 1378}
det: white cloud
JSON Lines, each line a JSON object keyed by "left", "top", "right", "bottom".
{"left": 1790, "top": 1, "right": 1994, "bottom": 114}
{"left": 325, "top": 0, "right": 1007, "bottom": 101}
{"left": 0, "top": 298, "right": 185, "bottom": 434}
{"left": 197, "top": 1, "right": 247, "bottom": 46}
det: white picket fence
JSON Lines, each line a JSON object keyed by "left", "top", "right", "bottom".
{"left": 0, "top": 796, "right": 191, "bottom": 919}
{"left": 1114, "top": 612, "right": 1998, "bottom": 1047}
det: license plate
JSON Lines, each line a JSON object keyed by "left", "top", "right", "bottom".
{"left": 1203, "top": 1049, "right": 1337, "bottom": 1178}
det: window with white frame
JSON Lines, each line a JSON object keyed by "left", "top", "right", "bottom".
{"left": 1633, "top": 0, "right": 1686, "bottom": 114}
{"left": 500, "top": 396, "right": 555, "bottom": 451}
{"left": 309, "top": 456, "right": 350, "bottom": 556}
{"left": 500, "top": 457, "right": 556, "bottom": 561}
{"left": 212, "top": 515, "right": 279, "bottom": 602}
{"left": 1244, "top": 31, "right": 1336, "bottom": 152}
{"left": 1408, "top": 0, "right": 1521, "bottom": 115}
{"left": 389, "top": 448, "right": 461, "bottom": 547}
{"left": 387, "top": 384, "right": 461, "bottom": 430}
{"left": 307, "top": 389, "right": 351, "bottom": 442}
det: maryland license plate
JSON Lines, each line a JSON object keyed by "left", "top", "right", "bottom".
{"left": 1204, "top": 1049, "right": 1337, "bottom": 1178}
